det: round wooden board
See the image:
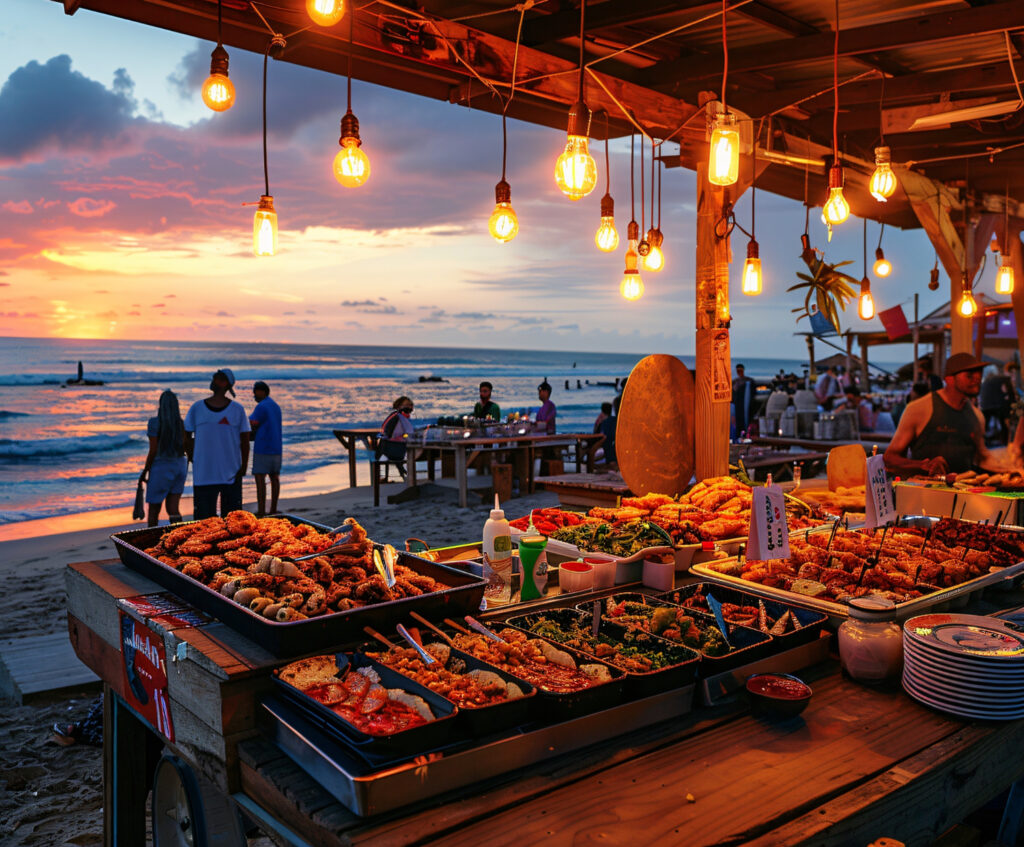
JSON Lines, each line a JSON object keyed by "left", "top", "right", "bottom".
{"left": 616, "top": 354, "right": 695, "bottom": 497}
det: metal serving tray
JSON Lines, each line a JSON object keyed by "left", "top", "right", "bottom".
{"left": 111, "top": 515, "right": 486, "bottom": 656}
{"left": 690, "top": 516, "right": 1024, "bottom": 624}
{"left": 503, "top": 607, "right": 700, "bottom": 698}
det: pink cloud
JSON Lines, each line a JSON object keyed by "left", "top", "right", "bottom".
{"left": 3, "top": 201, "right": 33, "bottom": 214}
{"left": 68, "top": 197, "right": 117, "bottom": 217}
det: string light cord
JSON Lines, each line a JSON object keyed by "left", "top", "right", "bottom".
{"left": 876, "top": 222, "right": 885, "bottom": 250}
{"left": 603, "top": 111, "right": 611, "bottom": 194}
{"left": 721, "top": 0, "right": 728, "bottom": 112}
{"left": 630, "top": 132, "right": 636, "bottom": 223}
{"left": 832, "top": 0, "right": 839, "bottom": 161}
{"left": 263, "top": 39, "right": 272, "bottom": 196}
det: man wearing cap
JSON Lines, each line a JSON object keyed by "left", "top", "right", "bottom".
{"left": 884, "top": 353, "right": 989, "bottom": 476}
{"left": 249, "top": 380, "right": 283, "bottom": 517}
{"left": 184, "top": 368, "right": 250, "bottom": 519}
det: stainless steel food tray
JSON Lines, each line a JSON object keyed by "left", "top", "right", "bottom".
{"left": 690, "top": 516, "right": 1024, "bottom": 624}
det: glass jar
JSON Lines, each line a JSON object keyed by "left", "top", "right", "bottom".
{"left": 838, "top": 596, "right": 903, "bottom": 683}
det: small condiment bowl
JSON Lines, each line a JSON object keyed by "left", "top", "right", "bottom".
{"left": 558, "top": 562, "right": 594, "bottom": 593}
{"left": 745, "top": 672, "right": 813, "bottom": 719}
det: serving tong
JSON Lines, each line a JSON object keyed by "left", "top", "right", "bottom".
{"left": 464, "top": 615, "right": 506, "bottom": 642}
{"left": 290, "top": 525, "right": 356, "bottom": 562}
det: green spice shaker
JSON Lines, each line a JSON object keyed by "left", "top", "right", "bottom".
{"left": 518, "top": 534, "right": 549, "bottom": 601}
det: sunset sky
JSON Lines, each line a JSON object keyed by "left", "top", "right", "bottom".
{"left": 0, "top": 0, "right": 974, "bottom": 359}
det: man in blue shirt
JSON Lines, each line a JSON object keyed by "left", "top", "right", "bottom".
{"left": 249, "top": 380, "right": 283, "bottom": 516}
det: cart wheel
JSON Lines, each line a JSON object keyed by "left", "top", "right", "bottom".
{"left": 151, "top": 754, "right": 245, "bottom": 847}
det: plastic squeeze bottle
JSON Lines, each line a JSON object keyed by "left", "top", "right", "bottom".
{"left": 518, "top": 518, "right": 549, "bottom": 602}
{"left": 482, "top": 494, "right": 513, "bottom": 605}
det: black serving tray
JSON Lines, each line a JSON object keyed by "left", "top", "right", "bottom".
{"left": 272, "top": 652, "right": 458, "bottom": 758}
{"left": 585, "top": 592, "right": 774, "bottom": 674}
{"left": 504, "top": 607, "right": 700, "bottom": 698}
{"left": 111, "top": 514, "right": 486, "bottom": 657}
{"left": 358, "top": 636, "right": 537, "bottom": 738}
{"left": 443, "top": 623, "right": 627, "bottom": 721}
{"left": 657, "top": 584, "right": 829, "bottom": 650}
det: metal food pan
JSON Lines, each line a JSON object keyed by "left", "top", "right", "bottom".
{"left": 583, "top": 592, "right": 774, "bottom": 673}
{"left": 443, "top": 622, "right": 627, "bottom": 721}
{"left": 111, "top": 515, "right": 486, "bottom": 657}
{"left": 690, "top": 516, "right": 1024, "bottom": 624}
{"left": 357, "top": 636, "right": 537, "bottom": 738}
{"left": 657, "top": 583, "right": 828, "bottom": 649}
{"left": 504, "top": 607, "right": 700, "bottom": 698}
{"left": 272, "top": 652, "right": 458, "bottom": 759}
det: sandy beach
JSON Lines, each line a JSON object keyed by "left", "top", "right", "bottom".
{"left": 0, "top": 480, "right": 559, "bottom": 846}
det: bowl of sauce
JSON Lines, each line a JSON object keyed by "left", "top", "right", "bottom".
{"left": 745, "top": 673, "right": 812, "bottom": 719}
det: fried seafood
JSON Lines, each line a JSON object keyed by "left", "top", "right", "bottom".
{"left": 141, "top": 512, "right": 448, "bottom": 619}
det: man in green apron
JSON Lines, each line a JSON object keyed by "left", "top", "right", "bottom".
{"left": 884, "top": 353, "right": 990, "bottom": 476}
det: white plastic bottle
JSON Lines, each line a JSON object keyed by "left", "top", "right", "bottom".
{"left": 482, "top": 494, "right": 514, "bottom": 606}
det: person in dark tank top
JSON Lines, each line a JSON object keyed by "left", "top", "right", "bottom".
{"left": 884, "top": 353, "right": 993, "bottom": 476}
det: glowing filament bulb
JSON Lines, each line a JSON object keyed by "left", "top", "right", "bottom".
{"left": 709, "top": 113, "right": 739, "bottom": 186}
{"left": 488, "top": 180, "right": 518, "bottom": 243}
{"left": 869, "top": 146, "right": 897, "bottom": 202}
{"left": 201, "top": 44, "right": 234, "bottom": 112}
{"left": 307, "top": 0, "right": 345, "bottom": 26}
{"left": 873, "top": 247, "right": 892, "bottom": 277}
{"left": 742, "top": 240, "right": 762, "bottom": 295}
{"left": 958, "top": 289, "right": 978, "bottom": 317}
{"left": 253, "top": 195, "right": 278, "bottom": 256}
{"left": 333, "top": 111, "right": 370, "bottom": 187}
{"left": 620, "top": 238, "right": 644, "bottom": 301}
{"left": 823, "top": 163, "right": 850, "bottom": 226}
{"left": 996, "top": 261, "right": 1015, "bottom": 295}
{"left": 643, "top": 228, "right": 665, "bottom": 272}
{"left": 858, "top": 278, "right": 875, "bottom": 320}
{"left": 594, "top": 193, "right": 618, "bottom": 252}
{"left": 555, "top": 135, "right": 598, "bottom": 200}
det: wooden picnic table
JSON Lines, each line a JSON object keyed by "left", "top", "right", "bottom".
{"left": 534, "top": 471, "right": 631, "bottom": 508}
{"left": 68, "top": 557, "right": 1024, "bottom": 847}
{"left": 333, "top": 428, "right": 380, "bottom": 489}
{"left": 752, "top": 435, "right": 891, "bottom": 454}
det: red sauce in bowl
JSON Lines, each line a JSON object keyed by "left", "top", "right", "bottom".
{"left": 746, "top": 675, "right": 811, "bottom": 700}
{"left": 561, "top": 561, "right": 593, "bottom": 573}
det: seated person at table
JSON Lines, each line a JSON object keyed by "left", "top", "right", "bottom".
{"left": 593, "top": 402, "right": 612, "bottom": 434}
{"left": 835, "top": 386, "right": 876, "bottom": 433}
{"left": 884, "top": 354, "right": 993, "bottom": 476}
{"left": 376, "top": 396, "right": 415, "bottom": 477}
{"left": 472, "top": 381, "right": 501, "bottom": 420}
{"left": 534, "top": 381, "right": 556, "bottom": 434}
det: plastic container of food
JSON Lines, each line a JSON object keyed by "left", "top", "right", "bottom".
{"left": 745, "top": 672, "right": 812, "bottom": 719}
{"left": 587, "top": 556, "right": 617, "bottom": 589}
{"left": 838, "top": 596, "right": 903, "bottom": 683}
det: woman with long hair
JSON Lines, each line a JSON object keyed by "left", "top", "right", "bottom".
{"left": 141, "top": 390, "right": 188, "bottom": 526}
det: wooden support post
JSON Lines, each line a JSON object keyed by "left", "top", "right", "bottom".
{"left": 1004, "top": 225, "right": 1024, "bottom": 372}
{"left": 845, "top": 333, "right": 855, "bottom": 384}
{"left": 859, "top": 338, "right": 870, "bottom": 390}
{"left": 806, "top": 336, "right": 816, "bottom": 384}
{"left": 695, "top": 159, "right": 732, "bottom": 480}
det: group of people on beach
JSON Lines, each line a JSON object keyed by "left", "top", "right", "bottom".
{"left": 140, "top": 369, "right": 282, "bottom": 525}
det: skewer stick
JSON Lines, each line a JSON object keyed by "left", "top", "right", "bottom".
{"left": 409, "top": 611, "right": 453, "bottom": 645}
{"left": 444, "top": 617, "right": 473, "bottom": 635}
{"left": 856, "top": 525, "right": 889, "bottom": 587}
{"left": 826, "top": 517, "right": 842, "bottom": 550}
{"left": 363, "top": 626, "right": 397, "bottom": 649}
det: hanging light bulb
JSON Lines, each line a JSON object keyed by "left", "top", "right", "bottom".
{"left": 873, "top": 247, "right": 892, "bottom": 277}
{"left": 253, "top": 195, "right": 278, "bottom": 256}
{"left": 307, "top": 0, "right": 345, "bottom": 26}
{"left": 555, "top": 102, "right": 597, "bottom": 200}
{"left": 595, "top": 193, "right": 619, "bottom": 252}
{"left": 958, "top": 272, "right": 978, "bottom": 317}
{"left": 869, "top": 145, "right": 897, "bottom": 202}
{"left": 928, "top": 265, "right": 940, "bottom": 291}
{"left": 858, "top": 277, "right": 875, "bottom": 320}
{"left": 488, "top": 179, "right": 518, "bottom": 243}
{"left": 333, "top": 110, "right": 370, "bottom": 187}
{"left": 709, "top": 113, "right": 739, "bottom": 186}
{"left": 742, "top": 239, "right": 762, "bottom": 296}
{"left": 996, "top": 259, "right": 1015, "bottom": 295}
{"left": 202, "top": 45, "right": 235, "bottom": 112}
{"left": 823, "top": 163, "right": 850, "bottom": 226}
{"left": 620, "top": 220, "right": 644, "bottom": 301}
{"left": 643, "top": 228, "right": 665, "bottom": 272}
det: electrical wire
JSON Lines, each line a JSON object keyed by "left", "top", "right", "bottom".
{"left": 630, "top": 132, "right": 635, "bottom": 224}
{"left": 347, "top": 4, "right": 353, "bottom": 111}
{"left": 877, "top": 222, "right": 885, "bottom": 250}
{"left": 649, "top": 133, "right": 655, "bottom": 233}
{"left": 640, "top": 132, "right": 646, "bottom": 236}
{"left": 217, "top": 0, "right": 223, "bottom": 45}
{"left": 721, "top": 0, "right": 728, "bottom": 112}
{"left": 577, "top": 0, "right": 586, "bottom": 103}
{"left": 603, "top": 112, "right": 611, "bottom": 195}
{"left": 832, "top": 0, "right": 839, "bottom": 160}
{"left": 262, "top": 40, "right": 271, "bottom": 196}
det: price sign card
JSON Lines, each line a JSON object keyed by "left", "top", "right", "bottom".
{"left": 865, "top": 454, "right": 896, "bottom": 529}
{"left": 747, "top": 485, "right": 790, "bottom": 561}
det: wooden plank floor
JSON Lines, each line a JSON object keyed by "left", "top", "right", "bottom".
{"left": 0, "top": 632, "right": 100, "bottom": 704}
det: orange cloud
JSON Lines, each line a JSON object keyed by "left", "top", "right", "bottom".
{"left": 3, "top": 201, "right": 33, "bottom": 214}
{"left": 68, "top": 197, "right": 117, "bottom": 217}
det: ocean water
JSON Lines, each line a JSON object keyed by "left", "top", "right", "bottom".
{"left": 0, "top": 337, "right": 813, "bottom": 524}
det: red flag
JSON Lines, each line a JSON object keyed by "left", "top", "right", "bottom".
{"left": 878, "top": 304, "right": 910, "bottom": 340}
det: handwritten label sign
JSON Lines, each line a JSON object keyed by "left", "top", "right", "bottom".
{"left": 747, "top": 484, "right": 790, "bottom": 561}
{"left": 119, "top": 611, "right": 175, "bottom": 742}
{"left": 865, "top": 453, "right": 896, "bottom": 529}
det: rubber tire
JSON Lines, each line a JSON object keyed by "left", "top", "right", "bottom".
{"left": 151, "top": 753, "right": 246, "bottom": 847}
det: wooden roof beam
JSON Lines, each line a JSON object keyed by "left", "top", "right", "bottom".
{"left": 636, "top": 0, "right": 1024, "bottom": 85}
{"left": 521, "top": 0, "right": 717, "bottom": 48}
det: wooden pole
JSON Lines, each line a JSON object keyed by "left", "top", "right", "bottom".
{"left": 695, "top": 159, "right": 731, "bottom": 480}
{"left": 806, "top": 336, "right": 816, "bottom": 386}
{"left": 1008, "top": 226, "right": 1024, "bottom": 372}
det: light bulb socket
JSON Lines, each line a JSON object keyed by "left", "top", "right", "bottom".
{"left": 875, "top": 247, "right": 886, "bottom": 262}
{"left": 210, "top": 43, "right": 230, "bottom": 76}
{"left": 627, "top": 220, "right": 639, "bottom": 242}
{"left": 747, "top": 238, "right": 760, "bottom": 260}
{"left": 828, "top": 163, "right": 845, "bottom": 190}
{"left": 637, "top": 239, "right": 651, "bottom": 257}
{"left": 860, "top": 275, "right": 871, "bottom": 294}
{"left": 800, "top": 232, "right": 815, "bottom": 263}
{"left": 494, "top": 179, "right": 511, "bottom": 204}
{"left": 873, "top": 145, "right": 891, "bottom": 166}
{"left": 566, "top": 99, "right": 592, "bottom": 139}
{"left": 257, "top": 194, "right": 276, "bottom": 213}
{"left": 340, "top": 110, "right": 361, "bottom": 145}
{"left": 600, "top": 193, "right": 615, "bottom": 217}
{"left": 930, "top": 267, "right": 940, "bottom": 284}
{"left": 269, "top": 33, "right": 287, "bottom": 58}
{"left": 648, "top": 228, "right": 664, "bottom": 249}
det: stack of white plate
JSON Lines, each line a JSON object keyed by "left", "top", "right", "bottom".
{"left": 902, "top": 613, "right": 1024, "bottom": 720}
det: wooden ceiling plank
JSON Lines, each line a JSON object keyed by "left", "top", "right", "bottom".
{"left": 637, "top": 0, "right": 1024, "bottom": 86}
{"left": 521, "top": 0, "right": 717, "bottom": 48}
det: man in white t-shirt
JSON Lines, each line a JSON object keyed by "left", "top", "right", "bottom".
{"left": 184, "top": 368, "right": 251, "bottom": 519}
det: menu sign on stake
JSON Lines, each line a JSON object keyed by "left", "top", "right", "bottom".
{"left": 747, "top": 484, "right": 790, "bottom": 561}
{"left": 865, "top": 454, "right": 896, "bottom": 529}
{"left": 119, "top": 611, "right": 175, "bottom": 742}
